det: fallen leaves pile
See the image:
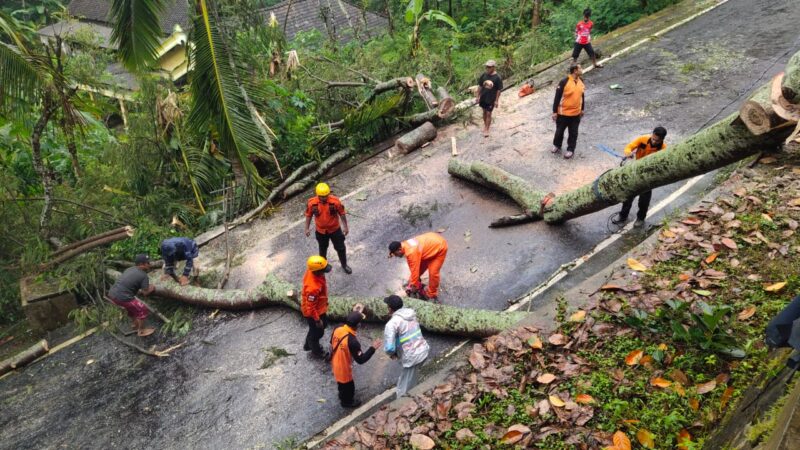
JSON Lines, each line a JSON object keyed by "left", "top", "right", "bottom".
{"left": 325, "top": 151, "right": 800, "bottom": 449}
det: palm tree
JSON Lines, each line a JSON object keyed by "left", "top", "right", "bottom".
{"left": 110, "top": 0, "right": 273, "bottom": 201}
{"left": 0, "top": 10, "right": 85, "bottom": 237}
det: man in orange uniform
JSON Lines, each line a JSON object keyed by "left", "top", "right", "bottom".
{"left": 388, "top": 232, "right": 448, "bottom": 301}
{"left": 330, "top": 311, "right": 381, "bottom": 408}
{"left": 612, "top": 126, "right": 668, "bottom": 228}
{"left": 305, "top": 182, "right": 352, "bottom": 274}
{"left": 302, "top": 255, "right": 332, "bottom": 358}
{"left": 551, "top": 63, "right": 585, "bottom": 160}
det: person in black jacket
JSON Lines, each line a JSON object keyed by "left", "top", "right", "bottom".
{"left": 330, "top": 312, "right": 382, "bottom": 408}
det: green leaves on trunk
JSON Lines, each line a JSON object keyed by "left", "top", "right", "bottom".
{"left": 188, "top": 0, "right": 271, "bottom": 200}
{"left": 109, "top": 0, "right": 167, "bottom": 72}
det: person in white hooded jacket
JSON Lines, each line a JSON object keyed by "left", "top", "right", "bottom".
{"left": 383, "top": 295, "right": 430, "bottom": 397}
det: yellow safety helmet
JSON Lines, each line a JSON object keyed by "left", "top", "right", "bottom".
{"left": 315, "top": 182, "right": 331, "bottom": 197}
{"left": 307, "top": 255, "right": 331, "bottom": 272}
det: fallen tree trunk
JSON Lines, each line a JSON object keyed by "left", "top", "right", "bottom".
{"left": 108, "top": 271, "right": 526, "bottom": 338}
{"left": 407, "top": 97, "right": 477, "bottom": 127}
{"left": 396, "top": 122, "right": 437, "bottom": 154}
{"left": 40, "top": 227, "right": 134, "bottom": 271}
{"left": 280, "top": 149, "right": 352, "bottom": 200}
{"left": 233, "top": 161, "right": 320, "bottom": 225}
{"left": 449, "top": 50, "right": 800, "bottom": 226}
{"left": 416, "top": 74, "right": 438, "bottom": 109}
{"left": 0, "top": 340, "right": 49, "bottom": 376}
{"left": 50, "top": 226, "right": 131, "bottom": 258}
{"left": 436, "top": 87, "right": 455, "bottom": 119}
{"left": 363, "top": 77, "right": 415, "bottom": 104}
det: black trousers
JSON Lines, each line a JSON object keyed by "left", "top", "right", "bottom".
{"left": 305, "top": 314, "right": 328, "bottom": 355}
{"left": 620, "top": 190, "right": 653, "bottom": 221}
{"left": 316, "top": 228, "right": 347, "bottom": 266}
{"left": 338, "top": 381, "right": 355, "bottom": 406}
{"left": 553, "top": 115, "right": 581, "bottom": 152}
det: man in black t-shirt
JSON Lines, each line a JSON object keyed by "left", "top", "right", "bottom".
{"left": 476, "top": 60, "right": 503, "bottom": 137}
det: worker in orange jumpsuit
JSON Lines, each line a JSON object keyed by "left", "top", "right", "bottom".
{"left": 388, "top": 232, "right": 448, "bottom": 301}
{"left": 330, "top": 311, "right": 381, "bottom": 408}
{"left": 305, "top": 182, "right": 352, "bottom": 274}
{"left": 612, "top": 126, "right": 668, "bottom": 228}
{"left": 302, "top": 255, "right": 332, "bottom": 358}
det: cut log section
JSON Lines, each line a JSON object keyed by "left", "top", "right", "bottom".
{"left": 396, "top": 122, "right": 437, "bottom": 154}
{"left": 740, "top": 84, "right": 784, "bottom": 135}
{"left": 436, "top": 86, "right": 455, "bottom": 119}
{"left": 107, "top": 270, "right": 527, "bottom": 338}
{"left": 0, "top": 340, "right": 49, "bottom": 376}
{"left": 782, "top": 51, "right": 800, "bottom": 104}
{"left": 771, "top": 73, "right": 800, "bottom": 122}
{"left": 416, "top": 74, "right": 438, "bottom": 110}
{"left": 40, "top": 227, "right": 134, "bottom": 271}
{"left": 49, "top": 226, "right": 131, "bottom": 258}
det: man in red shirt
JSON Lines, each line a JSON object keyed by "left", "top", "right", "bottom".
{"left": 572, "top": 8, "right": 603, "bottom": 69}
{"left": 304, "top": 182, "right": 352, "bottom": 274}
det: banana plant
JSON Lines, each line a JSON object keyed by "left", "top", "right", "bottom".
{"left": 404, "top": 0, "right": 459, "bottom": 56}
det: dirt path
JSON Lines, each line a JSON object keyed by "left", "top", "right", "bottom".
{"left": 1, "top": 1, "right": 798, "bottom": 448}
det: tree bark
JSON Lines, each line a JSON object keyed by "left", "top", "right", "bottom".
{"left": 40, "top": 228, "right": 134, "bottom": 271}
{"left": 436, "top": 86, "right": 455, "bottom": 119}
{"left": 416, "top": 74, "right": 439, "bottom": 110}
{"left": 407, "top": 98, "right": 476, "bottom": 127}
{"left": 531, "top": 0, "right": 542, "bottom": 28}
{"left": 279, "top": 149, "right": 353, "bottom": 200}
{"left": 772, "top": 73, "right": 800, "bottom": 123}
{"left": 108, "top": 271, "right": 527, "bottom": 338}
{"left": 0, "top": 340, "right": 49, "bottom": 376}
{"left": 31, "top": 95, "right": 58, "bottom": 238}
{"left": 782, "top": 51, "right": 800, "bottom": 104}
{"left": 50, "top": 226, "right": 132, "bottom": 258}
{"left": 396, "top": 122, "right": 437, "bottom": 154}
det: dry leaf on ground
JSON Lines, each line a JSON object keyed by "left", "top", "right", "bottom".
{"left": 575, "top": 394, "right": 594, "bottom": 404}
{"left": 721, "top": 238, "right": 738, "bottom": 250}
{"left": 537, "top": 373, "right": 557, "bottom": 384}
{"left": 764, "top": 281, "right": 787, "bottom": 292}
{"left": 549, "top": 395, "right": 566, "bottom": 407}
{"left": 548, "top": 334, "right": 567, "bottom": 346}
{"left": 409, "top": 434, "right": 435, "bottom": 449}
{"left": 636, "top": 429, "right": 655, "bottom": 449}
{"left": 650, "top": 377, "right": 672, "bottom": 388}
{"left": 696, "top": 380, "right": 717, "bottom": 394}
{"left": 527, "top": 335, "right": 543, "bottom": 349}
{"left": 625, "top": 349, "right": 644, "bottom": 366}
{"left": 627, "top": 258, "right": 648, "bottom": 272}
{"left": 738, "top": 306, "right": 756, "bottom": 320}
{"left": 569, "top": 310, "right": 587, "bottom": 322}
{"left": 689, "top": 398, "right": 700, "bottom": 411}
{"left": 705, "top": 253, "right": 718, "bottom": 264}
{"left": 612, "top": 430, "right": 632, "bottom": 450}
{"left": 677, "top": 429, "right": 692, "bottom": 450}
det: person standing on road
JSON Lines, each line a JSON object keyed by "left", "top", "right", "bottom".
{"left": 572, "top": 8, "right": 603, "bottom": 69}
{"left": 612, "top": 127, "right": 668, "bottom": 228}
{"left": 107, "top": 254, "right": 157, "bottom": 337}
{"left": 302, "top": 255, "right": 333, "bottom": 358}
{"left": 383, "top": 295, "right": 430, "bottom": 398}
{"left": 160, "top": 236, "right": 199, "bottom": 286}
{"left": 388, "top": 232, "right": 448, "bottom": 302}
{"left": 476, "top": 60, "right": 503, "bottom": 138}
{"left": 330, "top": 311, "right": 381, "bottom": 408}
{"left": 305, "top": 182, "right": 352, "bottom": 274}
{"left": 551, "top": 63, "right": 585, "bottom": 160}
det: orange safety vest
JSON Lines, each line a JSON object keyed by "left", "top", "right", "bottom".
{"left": 557, "top": 75, "right": 585, "bottom": 117}
{"left": 402, "top": 232, "right": 448, "bottom": 286}
{"left": 305, "top": 195, "right": 346, "bottom": 234}
{"left": 301, "top": 269, "right": 328, "bottom": 320}
{"left": 331, "top": 325, "right": 357, "bottom": 383}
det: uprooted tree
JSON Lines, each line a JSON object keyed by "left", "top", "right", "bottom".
{"left": 450, "top": 50, "right": 800, "bottom": 227}
{"left": 109, "top": 271, "right": 528, "bottom": 338}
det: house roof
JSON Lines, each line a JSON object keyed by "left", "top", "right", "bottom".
{"left": 66, "top": 0, "right": 191, "bottom": 35}
{"left": 263, "top": 0, "right": 388, "bottom": 43}
{"left": 37, "top": 20, "right": 116, "bottom": 48}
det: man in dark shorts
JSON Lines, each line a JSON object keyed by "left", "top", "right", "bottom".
{"left": 107, "top": 254, "right": 156, "bottom": 336}
{"left": 572, "top": 8, "right": 603, "bottom": 69}
{"left": 476, "top": 60, "right": 503, "bottom": 137}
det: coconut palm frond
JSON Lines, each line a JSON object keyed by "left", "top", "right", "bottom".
{"left": 342, "top": 92, "right": 404, "bottom": 134}
{"left": 0, "top": 11, "right": 39, "bottom": 110}
{"left": 188, "top": 0, "right": 270, "bottom": 199}
{"left": 109, "top": 0, "right": 167, "bottom": 72}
